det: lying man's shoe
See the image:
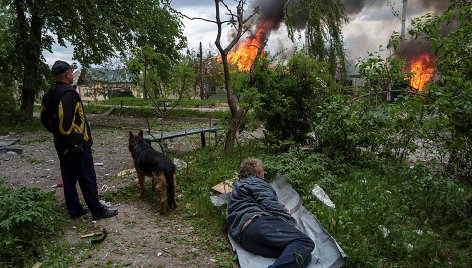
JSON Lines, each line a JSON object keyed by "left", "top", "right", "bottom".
{"left": 92, "top": 209, "right": 118, "bottom": 220}
{"left": 71, "top": 208, "right": 90, "bottom": 219}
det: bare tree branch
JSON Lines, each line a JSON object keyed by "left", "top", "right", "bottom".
{"left": 167, "top": 5, "right": 217, "bottom": 23}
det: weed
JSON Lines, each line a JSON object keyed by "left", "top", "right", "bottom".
{"left": 0, "top": 118, "right": 44, "bottom": 134}
{"left": 19, "top": 136, "right": 50, "bottom": 145}
{"left": 0, "top": 184, "right": 65, "bottom": 267}
{"left": 264, "top": 151, "right": 472, "bottom": 267}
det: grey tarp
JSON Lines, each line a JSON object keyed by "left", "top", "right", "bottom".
{"left": 226, "top": 174, "right": 346, "bottom": 268}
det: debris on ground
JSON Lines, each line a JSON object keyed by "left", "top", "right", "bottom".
{"left": 311, "top": 184, "right": 336, "bottom": 208}
{"left": 51, "top": 183, "right": 63, "bottom": 188}
{"left": 117, "top": 168, "right": 136, "bottom": 177}
{"left": 81, "top": 228, "right": 108, "bottom": 244}
{"left": 212, "top": 179, "right": 235, "bottom": 194}
{"left": 173, "top": 157, "right": 187, "bottom": 169}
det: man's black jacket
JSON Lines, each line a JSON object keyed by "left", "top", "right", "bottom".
{"left": 40, "top": 82, "right": 92, "bottom": 153}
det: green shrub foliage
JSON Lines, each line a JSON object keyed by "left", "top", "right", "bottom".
{"left": 253, "top": 52, "right": 337, "bottom": 148}
{"left": 0, "top": 186, "right": 60, "bottom": 267}
{"left": 409, "top": 1, "right": 472, "bottom": 181}
{"left": 0, "top": 85, "right": 26, "bottom": 125}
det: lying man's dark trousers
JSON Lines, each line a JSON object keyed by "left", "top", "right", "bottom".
{"left": 240, "top": 215, "right": 315, "bottom": 268}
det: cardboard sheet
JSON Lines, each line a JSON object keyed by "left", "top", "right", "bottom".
{"left": 212, "top": 179, "right": 234, "bottom": 194}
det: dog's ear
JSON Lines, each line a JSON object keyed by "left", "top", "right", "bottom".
{"left": 138, "top": 130, "right": 144, "bottom": 137}
{"left": 129, "top": 131, "right": 134, "bottom": 140}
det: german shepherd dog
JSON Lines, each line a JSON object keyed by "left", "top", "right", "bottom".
{"left": 128, "top": 130, "right": 177, "bottom": 214}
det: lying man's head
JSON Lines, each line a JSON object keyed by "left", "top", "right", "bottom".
{"left": 239, "top": 158, "right": 265, "bottom": 179}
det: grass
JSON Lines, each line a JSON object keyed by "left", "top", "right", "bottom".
{"left": 0, "top": 118, "right": 44, "bottom": 134}
{"left": 84, "top": 102, "right": 229, "bottom": 119}
{"left": 97, "top": 97, "right": 227, "bottom": 108}
{"left": 19, "top": 136, "right": 50, "bottom": 145}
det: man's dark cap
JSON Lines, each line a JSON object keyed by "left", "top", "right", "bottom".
{"left": 51, "top": 60, "right": 71, "bottom": 75}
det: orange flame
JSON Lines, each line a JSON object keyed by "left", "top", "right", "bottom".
{"left": 408, "top": 53, "right": 435, "bottom": 91}
{"left": 220, "top": 22, "right": 272, "bottom": 71}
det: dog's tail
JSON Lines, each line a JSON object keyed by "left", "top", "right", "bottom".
{"left": 164, "top": 167, "right": 177, "bottom": 209}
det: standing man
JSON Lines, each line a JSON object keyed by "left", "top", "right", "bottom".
{"left": 41, "top": 60, "right": 118, "bottom": 220}
{"left": 227, "top": 158, "right": 315, "bottom": 268}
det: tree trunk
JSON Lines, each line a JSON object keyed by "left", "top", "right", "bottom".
{"left": 143, "top": 56, "right": 148, "bottom": 99}
{"left": 16, "top": 0, "right": 43, "bottom": 120}
{"left": 199, "top": 42, "right": 204, "bottom": 99}
{"left": 224, "top": 109, "right": 244, "bottom": 154}
{"left": 213, "top": 0, "right": 250, "bottom": 155}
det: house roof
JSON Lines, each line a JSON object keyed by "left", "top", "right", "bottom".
{"left": 79, "top": 67, "right": 132, "bottom": 84}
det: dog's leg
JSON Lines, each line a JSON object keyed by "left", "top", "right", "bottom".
{"left": 171, "top": 172, "right": 177, "bottom": 209}
{"left": 154, "top": 172, "right": 167, "bottom": 215}
{"left": 137, "top": 170, "right": 146, "bottom": 198}
{"left": 133, "top": 159, "right": 146, "bottom": 198}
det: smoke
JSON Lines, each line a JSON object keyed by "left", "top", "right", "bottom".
{"left": 415, "top": 0, "right": 450, "bottom": 12}
{"left": 395, "top": 37, "right": 433, "bottom": 60}
{"left": 394, "top": 1, "right": 455, "bottom": 61}
{"left": 395, "top": 18, "right": 457, "bottom": 63}
{"left": 245, "top": 0, "right": 450, "bottom": 43}
{"left": 343, "top": 0, "right": 381, "bottom": 15}
{"left": 249, "top": 0, "right": 288, "bottom": 30}
{"left": 241, "top": 0, "right": 451, "bottom": 67}
{"left": 343, "top": 0, "right": 450, "bottom": 15}
{"left": 246, "top": 0, "right": 289, "bottom": 42}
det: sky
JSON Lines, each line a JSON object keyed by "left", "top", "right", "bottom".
{"left": 43, "top": 0, "right": 449, "bottom": 71}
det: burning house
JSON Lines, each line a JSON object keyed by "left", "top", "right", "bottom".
{"left": 344, "top": 0, "right": 449, "bottom": 92}
{"left": 218, "top": 0, "right": 448, "bottom": 95}
{"left": 397, "top": 39, "right": 437, "bottom": 92}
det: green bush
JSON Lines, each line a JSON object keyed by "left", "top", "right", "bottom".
{"left": 409, "top": 2, "right": 472, "bottom": 181}
{"left": 0, "top": 185, "right": 62, "bottom": 267}
{"left": 253, "top": 52, "right": 338, "bottom": 148}
{"left": 0, "top": 85, "right": 27, "bottom": 126}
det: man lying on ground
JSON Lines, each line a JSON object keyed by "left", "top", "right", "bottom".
{"left": 227, "top": 158, "right": 315, "bottom": 268}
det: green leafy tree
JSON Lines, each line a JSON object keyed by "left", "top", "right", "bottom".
{"left": 126, "top": 2, "right": 186, "bottom": 99}
{"left": 285, "top": 0, "right": 348, "bottom": 80}
{"left": 200, "top": 48, "right": 224, "bottom": 99}
{"left": 0, "top": 6, "right": 16, "bottom": 86}
{"left": 0, "top": 6, "right": 25, "bottom": 124}
{"left": 356, "top": 35, "right": 412, "bottom": 105}
{"left": 2, "top": 0, "right": 185, "bottom": 119}
{"left": 166, "top": 53, "right": 199, "bottom": 99}
{"left": 127, "top": 50, "right": 197, "bottom": 101}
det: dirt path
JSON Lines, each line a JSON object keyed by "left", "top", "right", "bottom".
{"left": 0, "top": 115, "right": 231, "bottom": 267}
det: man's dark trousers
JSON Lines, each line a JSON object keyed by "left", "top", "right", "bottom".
{"left": 57, "top": 144, "right": 106, "bottom": 218}
{"left": 240, "top": 215, "right": 315, "bottom": 268}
